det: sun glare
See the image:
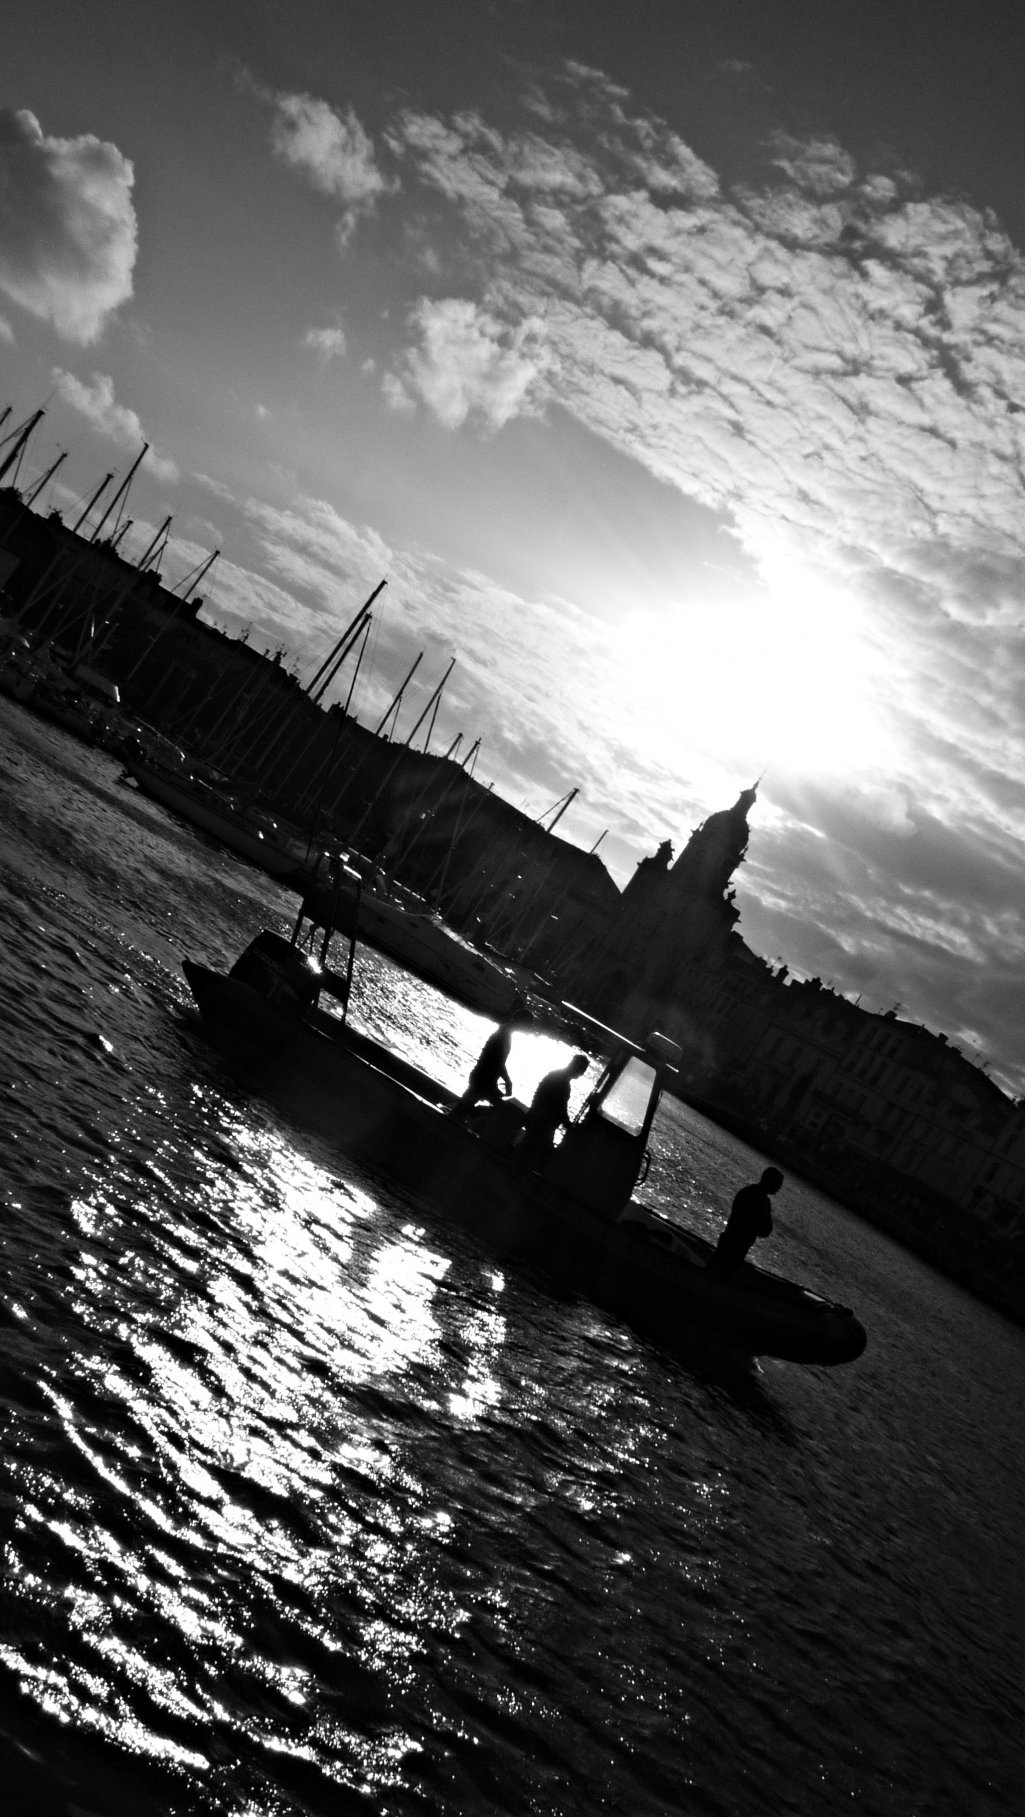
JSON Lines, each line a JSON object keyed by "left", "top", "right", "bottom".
{"left": 617, "top": 566, "right": 890, "bottom": 781}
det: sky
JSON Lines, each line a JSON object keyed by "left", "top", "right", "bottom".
{"left": 3, "top": 0, "right": 1025, "bottom": 1095}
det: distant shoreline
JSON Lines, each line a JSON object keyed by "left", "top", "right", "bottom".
{"left": 678, "top": 1089, "right": 1025, "bottom": 1329}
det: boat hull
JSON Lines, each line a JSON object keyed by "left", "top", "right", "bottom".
{"left": 301, "top": 880, "right": 519, "bottom": 1017}
{"left": 182, "top": 963, "right": 867, "bottom": 1368}
{"left": 128, "top": 762, "right": 300, "bottom": 877}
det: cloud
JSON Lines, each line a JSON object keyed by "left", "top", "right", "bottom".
{"left": 266, "top": 90, "right": 389, "bottom": 242}
{"left": 0, "top": 107, "right": 136, "bottom": 343}
{"left": 156, "top": 67, "right": 1025, "bottom": 1088}
{"left": 51, "top": 369, "right": 179, "bottom": 482}
{"left": 385, "top": 297, "right": 549, "bottom": 429}
{"left": 178, "top": 514, "right": 222, "bottom": 551}
{"left": 303, "top": 321, "right": 347, "bottom": 361}
{"left": 386, "top": 80, "right": 1025, "bottom": 613}
{"left": 0, "top": 314, "right": 13, "bottom": 343}
{"left": 191, "top": 483, "right": 625, "bottom": 819}
{"left": 373, "top": 72, "right": 1025, "bottom": 1087}
{"left": 739, "top": 784, "right": 1025, "bottom": 1093}
{"left": 190, "top": 457, "right": 1025, "bottom": 1084}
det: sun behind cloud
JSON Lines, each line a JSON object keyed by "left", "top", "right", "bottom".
{"left": 613, "top": 561, "right": 889, "bottom": 784}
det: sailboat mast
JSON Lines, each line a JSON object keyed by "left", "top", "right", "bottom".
{"left": 539, "top": 786, "right": 578, "bottom": 833}
{"left": 24, "top": 451, "right": 67, "bottom": 507}
{"left": 136, "top": 516, "right": 174, "bottom": 574}
{"left": 342, "top": 617, "right": 371, "bottom": 717}
{"left": 373, "top": 652, "right": 423, "bottom": 739}
{"left": 403, "top": 657, "right": 454, "bottom": 748}
{"left": 90, "top": 444, "right": 148, "bottom": 544}
{"left": 72, "top": 473, "right": 115, "bottom": 535}
{"left": 308, "top": 580, "right": 386, "bottom": 703}
{"left": 0, "top": 409, "right": 45, "bottom": 486}
{"left": 174, "top": 548, "right": 219, "bottom": 600}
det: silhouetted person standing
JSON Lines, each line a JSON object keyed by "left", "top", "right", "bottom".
{"left": 454, "top": 1009, "right": 526, "bottom": 1116}
{"left": 517, "top": 1053, "right": 589, "bottom": 1166}
{"left": 707, "top": 1167, "right": 784, "bottom": 1278}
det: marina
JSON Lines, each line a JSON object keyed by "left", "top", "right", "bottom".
{"left": 1, "top": 698, "right": 1022, "bottom": 1817}
{"left": 122, "top": 753, "right": 525, "bottom": 1015}
{"left": 5, "top": 8, "right": 1025, "bottom": 1807}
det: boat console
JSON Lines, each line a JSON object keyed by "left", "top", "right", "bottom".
{"left": 545, "top": 1032, "right": 681, "bottom": 1217}
{"left": 228, "top": 930, "right": 321, "bottom": 1014}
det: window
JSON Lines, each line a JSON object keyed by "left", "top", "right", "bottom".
{"left": 599, "top": 1058, "right": 658, "bottom": 1137}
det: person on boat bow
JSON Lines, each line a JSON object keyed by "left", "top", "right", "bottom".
{"left": 516, "top": 1053, "right": 590, "bottom": 1166}
{"left": 454, "top": 1005, "right": 529, "bottom": 1117}
{"left": 707, "top": 1167, "right": 784, "bottom": 1278}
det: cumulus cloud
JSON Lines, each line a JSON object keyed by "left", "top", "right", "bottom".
{"left": 302, "top": 321, "right": 347, "bottom": 361}
{"left": 0, "top": 314, "right": 13, "bottom": 343}
{"left": 266, "top": 90, "right": 389, "bottom": 242}
{"left": 386, "top": 79, "right": 1025, "bottom": 618}
{"left": 740, "top": 783, "right": 1025, "bottom": 1093}
{"left": 375, "top": 72, "right": 1025, "bottom": 1085}
{"left": 385, "top": 298, "right": 549, "bottom": 429}
{"left": 51, "top": 369, "right": 179, "bottom": 482}
{"left": 0, "top": 107, "right": 136, "bottom": 342}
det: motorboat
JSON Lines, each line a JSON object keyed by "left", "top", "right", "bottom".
{"left": 181, "top": 897, "right": 868, "bottom": 1369}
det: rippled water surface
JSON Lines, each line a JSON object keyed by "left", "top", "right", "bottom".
{"left": 1, "top": 702, "right": 1023, "bottom": 1816}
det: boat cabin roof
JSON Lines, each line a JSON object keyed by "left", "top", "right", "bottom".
{"left": 561, "top": 1003, "right": 645, "bottom": 1057}
{"left": 562, "top": 1004, "right": 680, "bottom": 1071}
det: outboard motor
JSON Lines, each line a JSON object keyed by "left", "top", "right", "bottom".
{"left": 228, "top": 930, "right": 321, "bottom": 1015}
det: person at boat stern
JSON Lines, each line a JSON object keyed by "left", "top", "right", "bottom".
{"left": 453, "top": 1006, "right": 528, "bottom": 1116}
{"left": 707, "top": 1167, "right": 784, "bottom": 1278}
{"left": 516, "top": 1053, "right": 590, "bottom": 1166}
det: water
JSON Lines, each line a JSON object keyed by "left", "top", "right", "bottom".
{"left": 1, "top": 700, "right": 1023, "bottom": 1816}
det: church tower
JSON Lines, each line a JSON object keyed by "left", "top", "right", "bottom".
{"left": 669, "top": 785, "right": 757, "bottom": 907}
{"left": 571, "top": 784, "right": 759, "bottom": 1029}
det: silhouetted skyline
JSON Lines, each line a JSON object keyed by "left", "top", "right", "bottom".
{"left": 3, "top": 1, "right": 1024, "bottom": 1092}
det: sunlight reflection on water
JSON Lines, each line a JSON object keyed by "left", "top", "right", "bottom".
{"left": 2, "top": 706, "right": 1024, "bottom": 1816}
{"left": 13, "top": 1103, "right": 530, "bottom": 1805}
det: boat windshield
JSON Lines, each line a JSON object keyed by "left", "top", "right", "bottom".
{"left": 596, "top": 1056, "right": 658, "bottom": 1137}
